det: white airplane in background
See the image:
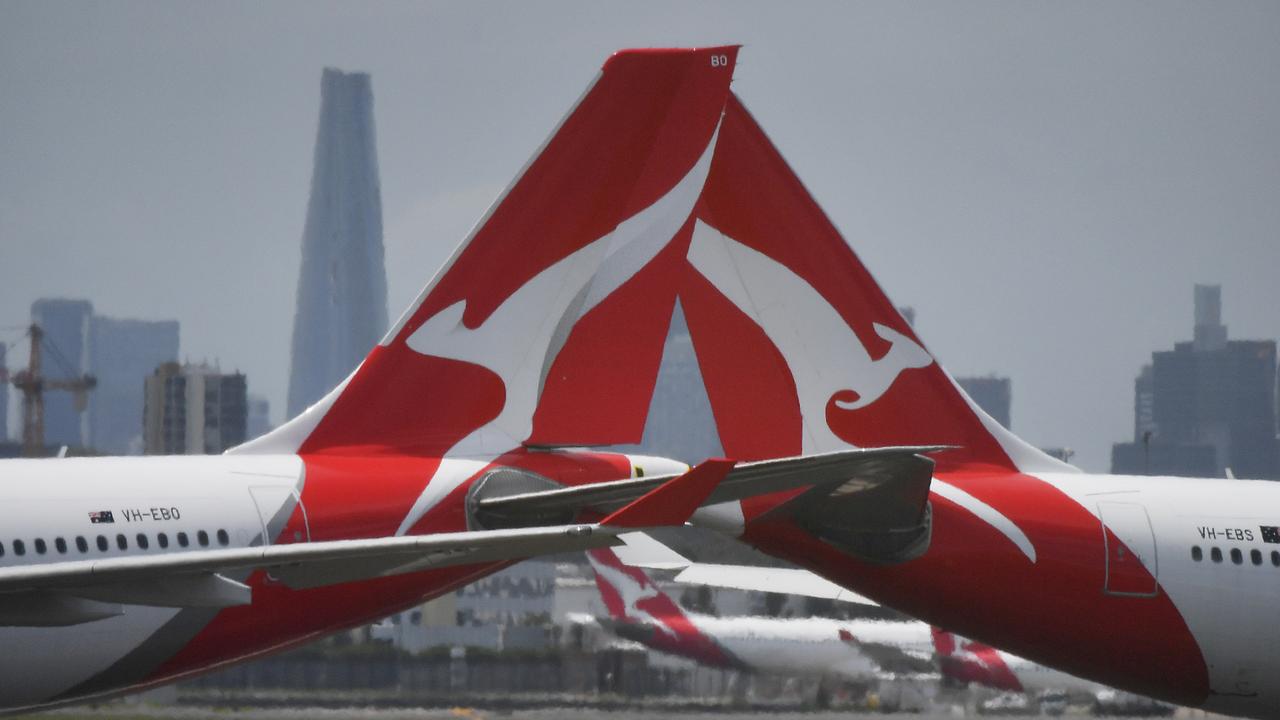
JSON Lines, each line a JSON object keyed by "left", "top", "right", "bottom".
{"left": 581, "top": 545, "right": 936, "bottom": 687}
{"left": 586, "top": 538, "right": 1109, "bottom": 701}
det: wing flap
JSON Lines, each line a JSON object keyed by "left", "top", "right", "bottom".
{"left": 672, "top": 563, "right": 879, "bottom": 608}
{"left": 66, "top": 573, "right": 251, "bottom": 609}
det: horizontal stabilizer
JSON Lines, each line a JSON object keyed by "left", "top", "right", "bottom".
{"left": 472, "top": 446, "right": 944, "bottom": 529}
{"left": 612, "top": 532, "right": 879, "bottom": 607}
{"left": 600, "top": 459, "right": 735, "bottom": 528}
{"left": 673, "top": 563, "right": 878, "bottom": 608}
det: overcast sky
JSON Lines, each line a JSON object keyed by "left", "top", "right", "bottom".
{"left": 2, "top": 1, "right": 1278, "bottom": 470}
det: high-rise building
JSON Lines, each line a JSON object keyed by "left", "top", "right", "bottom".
{"left": 144, "top": 362, "right": 247, "bottom": 455}
{"left": 957, "top": 376, "right": 1012, "bottom": 430}
{"left": 616, "top": 302, "right": 724, "bottom": 465}
{"left": 87, "top": 317, "right": 179, "bottom": 454}
{"left": 30, "top": 298, "right": 93, "bottom": 447}
{"left": 246, "top": 394, "right": 272, "bottom": 441}
{"left": 1112, "top": 285, "right": 1279, "bottom": 479}
{"left": 286, "top": 68, "right": 388, "bottom": 419}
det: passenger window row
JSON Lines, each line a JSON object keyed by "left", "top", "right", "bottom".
{"left": 0, "top": 529, "right": 231, "bottom": 559}
{"left": 1190, "top": 545, "right": 1280, "bottom": 567}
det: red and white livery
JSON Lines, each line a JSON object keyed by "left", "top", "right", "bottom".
{"left": 585, "top": 545, "right": 935, "bottom": 683}
{"left": 3, "top": 46, "right": 1272, "bottom": 720}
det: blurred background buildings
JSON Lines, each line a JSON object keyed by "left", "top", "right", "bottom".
{"left": 1112, "top": 285, "right": 1279, "bottom": 479}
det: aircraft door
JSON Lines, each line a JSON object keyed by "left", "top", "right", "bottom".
{"left": 248, "top": 485, "right": 310, "bottom": 546}
{"left": 1098, "top": 501, "right": 1158, "bottom": 597}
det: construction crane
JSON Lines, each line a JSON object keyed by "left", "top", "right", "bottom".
{"left": 0, "top": 324, "right": 96, "bottom": 457}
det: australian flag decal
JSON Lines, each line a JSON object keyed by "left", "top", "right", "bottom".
{"left": 1260, "top": 526, "right": 1280, "bottom": 544}
{"left": 89, "top": 510, "right": 115, "bottom": 524}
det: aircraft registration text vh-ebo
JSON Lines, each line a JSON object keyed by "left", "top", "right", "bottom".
{"left": 1, "top": 46, "right": 1276, "bottom": 719}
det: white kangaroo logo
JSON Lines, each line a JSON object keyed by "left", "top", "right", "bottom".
{"left": 687, "top": 222, "right": 1038, "bottom": 562}
{"left": 686, "top": 219, "right": 933, "bottom": 455}
{"left": 392, "top": 123, "right": 722, "bottom": 535}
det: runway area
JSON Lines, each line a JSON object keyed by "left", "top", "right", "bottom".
{"left": 22, "top": 707, "right": 1217, "bottom": 720}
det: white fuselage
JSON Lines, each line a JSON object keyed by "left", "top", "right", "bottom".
{"left": 0, "top": 455, "right": 303, "bottom": 708}
{"left": 683, "top": 615, "right": 932, "bottom": 681}
{"left": 1037, "top": 472, "right": 1280, "bottom": 713}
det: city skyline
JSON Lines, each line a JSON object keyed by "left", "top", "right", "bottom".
{"left": 3, "top": 2, "right": 1279, "bottom": 470}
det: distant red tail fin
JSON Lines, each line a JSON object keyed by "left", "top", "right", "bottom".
{"left": 587, "top": 546, "right": 688, "bottom": 624}
{"left": 933, "top": 626, "right": 1023, "bottom": 692}
{"left": 587, "top": 545, "right": 739, "bottom": 668}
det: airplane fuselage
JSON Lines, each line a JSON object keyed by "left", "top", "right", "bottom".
{"left": 744, "top": 470, "right": 1280, "bottom": 719}
{"left": 0, "top": 451, "right": 648, "bottom": 713}
{"left": 616, "top": 613, "right": 932, "bottom": 682}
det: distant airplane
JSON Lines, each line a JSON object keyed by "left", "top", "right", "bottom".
{"left": 581, "top": 544, "right": 935, "bottom": 687}
{"left": 585, "top": 539, "right": 1109, "bottom": 702}
{"left": 0, "top": 45, "right": 898, "bottom": 713}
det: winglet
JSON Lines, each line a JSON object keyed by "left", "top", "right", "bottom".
{"left": 601, "top": 458, "right": 736, "bottom": 528}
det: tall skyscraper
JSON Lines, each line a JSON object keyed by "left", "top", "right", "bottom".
{"left": 286, "top": 68, "right": 388, "bottom": 419}
{"left": 246, "top": 394, "right": 272, "bottom": 441}
{"left": 1112, "top": 285, "right": 1279, "bottom": 479}
{"left": 88, "top": 317, "right": 180, "bottom": 454}
{"left": 144, "top": 362, "right": 247, "bottom": 455}
{"left": 957, "top": 376, "right": 1012, "bottom": 430}
{"left": 30, "top": 298, "right": 93, "bottom": 447}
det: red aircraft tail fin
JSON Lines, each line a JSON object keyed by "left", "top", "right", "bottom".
{"left": 932, "top": 627, "right": 1024, "bottom": 692}
{"left": 234, "top": 47, "right": 740, "bottom": 458}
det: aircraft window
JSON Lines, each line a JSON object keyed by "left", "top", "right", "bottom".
{"left": 0, "top": 542, "right": 5, "bottom": 557}
{"left": 216, "top": 529, "right": 230, "bottom": 546}
{"left": 34, "top": 538, "right": 47, "bottom": 554}
{"left": 116, "top": 534, "right": 128, "bottom": 551}
{"left": 197, "top": 530, "right": 209, "bottom": 547}
{"left": 97, "top": 535, "right": 108, "bottom": 552}
{"left": 158, "top": 533, "right": 169, "bottom": 549}
{"left": 177, "top": 532, "right": 189, "bottom": 548}
{"left": 1272, "top": 551, "right": 1280, "bottom": 567}
{"left": 1251, "top": 549, "right": 1263, "bottom": 566}
{"left": 14, "top": 540, "right": 25, "bottom": 556}
{"left": 55, "top": 537, "right": 67, "bottom": 554}
{"left": 1231, "top": 548, "right": 1243, "bottom": 565}
{"left": 1211, "top": 547, "right": 1223, "bottom": 563}
{"left": 136, "top": 533, "right": 149, "bottom": 550}
{"left": 1191, "top": 546, "right": 1202, "bottom": 561}
{"left": 76, "top": 536, "right": 88, "bottom": 553}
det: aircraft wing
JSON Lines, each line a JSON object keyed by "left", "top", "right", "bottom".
{"left": 0, "top": 459, "right": 734, "bottom": 626}
{"left": 673, "top": 563, "right": 879, "bottom": 608}
{"left": 474, "top": 446, "right": 944, "bottom": 529}
{"left": 847, "top": 638, "right": 937, "bottom": 676}
{"left": 610, "top": 532, "right": 880, "bottom": 607}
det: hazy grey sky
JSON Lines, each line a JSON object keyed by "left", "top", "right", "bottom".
{"left": 2, "top": 1, "right": 1278, "bottom": 470}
